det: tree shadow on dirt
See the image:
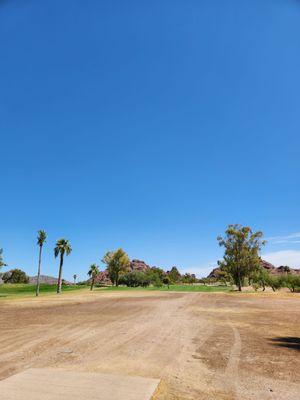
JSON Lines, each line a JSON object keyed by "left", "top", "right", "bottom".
{"left": 270, "top": 337, "right": 300, "bottom": 351}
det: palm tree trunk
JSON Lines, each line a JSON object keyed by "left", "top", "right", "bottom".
{"left": 57, "top": 254, "right": 64, "bottom": 294}
{"left": 90, "top": 278, "right": 94, "bottom": 291}
{"left": 36, "top": 245, "right": 42, "bottom": 297}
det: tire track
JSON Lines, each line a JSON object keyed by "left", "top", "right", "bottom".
{"left": 224, "top": 324, "right": 241, "bottom": 399}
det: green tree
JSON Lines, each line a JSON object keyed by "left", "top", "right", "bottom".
{"left": 217, "top": 224, "right": 266, "bottom": 291}
{"left": 102, "top": 248, "right": 130, "bottom": 286}
{"left": 54, "top": 239, "right": 72, "bottom": 294}
{"left": 88, "top": 264, "right": 99, "bottom": 291}
{"left": 0, "top": 248, "right": 7, "bottom": 270}
{"left": 214, "top": 270, "right": 232, "bottom": 286}
{"left": 162, "top": 275, "right": 171, "bottom": 289}
{"left": 282, "top": 274, "right": 300, "bottom": 293}
{"left": 182, "top": 273, "right": 197, "bottom": 284}
{"left": 252, "top": 267, "right": 270, "bottom": 291}
{"left": 36, "top": 230, "right": 47, "bottom": 297}
{"left": 2, "top": 269, "right": 29, "bottom": 283}
{"left": 149, "top": 267, "right": 165, "bottom": 280}
{"left": 119, "top": 271, "right": 151, "bottom": 287}
{"left": 73, "top": 274, "right": 77, "bottom": 285}
{"left": 265, "top": 274, "right": 283, "bottom": 292}
{"left": 144, "top": 268, "right": 163, "bottom": 286}
{"left": 168, "top": 266, "right": 181, "bottom": 283}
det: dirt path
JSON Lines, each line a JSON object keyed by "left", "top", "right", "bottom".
{"left": 0, "top": 291, "right": 299, "bottom": 399}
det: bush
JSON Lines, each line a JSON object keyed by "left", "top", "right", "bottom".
{"left": 251, "top": 267, "right": 269, "bottom": 291}
{"left": 281, "top": 274, "right": 300, "bottom": 292}
{"left": 181, "top": 273, "right": 197, "bottom": 284}
{"left": 119, "top": 271, "right": 151, "bottom": 287}
{"left": 2, "top": 269, "right": 29, "bottom": 284}
{"left": 151, "top": 275, "right": 163, "bottom": 287}
{"left": 265, "top": 274, "right": 283, "bottom": 291}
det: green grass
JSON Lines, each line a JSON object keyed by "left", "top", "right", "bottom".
{"left": 97, "top": 284, "right": 232, "bottom": 293}
{"left": 0, "top": 283, "right": 88, "bottom": 299}
{"left": 0, "top": 283, "right": 231, "bottom": 299}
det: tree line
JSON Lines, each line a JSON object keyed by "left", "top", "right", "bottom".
{"left": 0, "top": 235, "right": 199, "bottom": 294}
{"left": 1, "top": 224, "right": 299, "bottom": 293}
{"left": 86, "top": 249, "right": 197, "bottom": 289}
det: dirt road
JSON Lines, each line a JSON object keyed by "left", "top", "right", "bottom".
{"left": 0, "top": 291, "right": 299, "bottom": 399}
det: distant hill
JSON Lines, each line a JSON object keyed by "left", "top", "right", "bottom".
{"left": 28, "top": 275, "right": 72, "bottom": 285}
{"left": 208, "top": 259, "right": 300, "bottom": 278}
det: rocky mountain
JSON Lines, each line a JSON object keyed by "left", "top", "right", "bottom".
{"left": 94, "top": 270, "right": 111, "bottom": 285}
{"left": 258, "top": 260, "right": 300, "bottom": 275}
{"left": 95, "top": 259, "right": 153, "bottom": 284}
{"left": 208, "top": 259, "right": 300, "bottom": 278}
{"left": 130, "top": 259, "right": 150, "bottom": 272}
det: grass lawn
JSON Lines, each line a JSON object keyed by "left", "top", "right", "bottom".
{"left": 98, "top": 284, "right": 232, "bottom": 292}
{"left": 0, "top": 283, "right": 232, "bottom": 299}
{"left": 0, "top": 283, "right": 88, "bottom": 299}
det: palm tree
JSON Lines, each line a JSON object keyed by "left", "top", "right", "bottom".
{"left": 36, "top": 230, "right": 47, "bottom": 297}
{"left": 54, "top": 239, "right": 72, "bottom": 294}
{"left": 73, "top": 274, "right": 77, "bottom": 285}
{"left": 88, "top": 264, "right": 99, "bottom": 291}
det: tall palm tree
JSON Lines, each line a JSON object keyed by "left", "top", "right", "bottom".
{"left": 73, "top": 274, "right": 77, "bottom": 285}
{"left": 88, "top": 264, "right": 99, "bottom": 291}
{"left": 36, "top": 230, "right": 47, "bottom": 297}
{"left": 54, "top": 239, "right": 72, "bottom": 294}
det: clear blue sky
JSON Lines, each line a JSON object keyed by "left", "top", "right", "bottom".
{"left": 1, "top": 0, "right": 300, "bottom": 280}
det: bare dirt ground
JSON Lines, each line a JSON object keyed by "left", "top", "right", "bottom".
{"left": 0, "top": 290, "right": 299, "bottom": 400}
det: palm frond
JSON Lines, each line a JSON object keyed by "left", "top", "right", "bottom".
{"left": 37, "top": 230, "right": 47, "bottom": 246}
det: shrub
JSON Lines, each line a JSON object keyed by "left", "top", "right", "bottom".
{"left": 181, "top": 273, "right": 197, "bottom": 284}
{"left": 119, "top": 271, "right": 151, "bottom": 287}
{"left": 281, "top": 274, "right": 300, "bottom": 292}
{"left": 168, "top": 266, "right": 181, "bottom": 283}
{"left": 251, "top": 267, "right": 269, "bottom": 291}
{"left": 265, "top": 274, "right": 282, "bottom": 292}
{"left": 151, "top": 275, "right": 163, "bottom": 287}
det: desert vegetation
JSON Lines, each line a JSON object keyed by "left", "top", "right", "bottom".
{"left": 88, "top": 264, "right": 99, "bottom": 291}
{"left": 36, "top": 230, "right": 47, "bottom": 296}
{"left": 216, "top": 224, "right": 300, "bottom": 292}
{"left": 0, "top": 227, "right": 299, "bottom": 400}
{"left": 54, "top": 239, "right": 72, "bottom": 294}
{"left": 0, "top": 225, "right": 299, "bottom": 297}
{"left": 1, "top": 269, "right": 29, "bottom": 284}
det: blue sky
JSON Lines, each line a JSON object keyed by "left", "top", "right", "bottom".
{"left": 1, "top": 0, "right": 300, "bottom": 280}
